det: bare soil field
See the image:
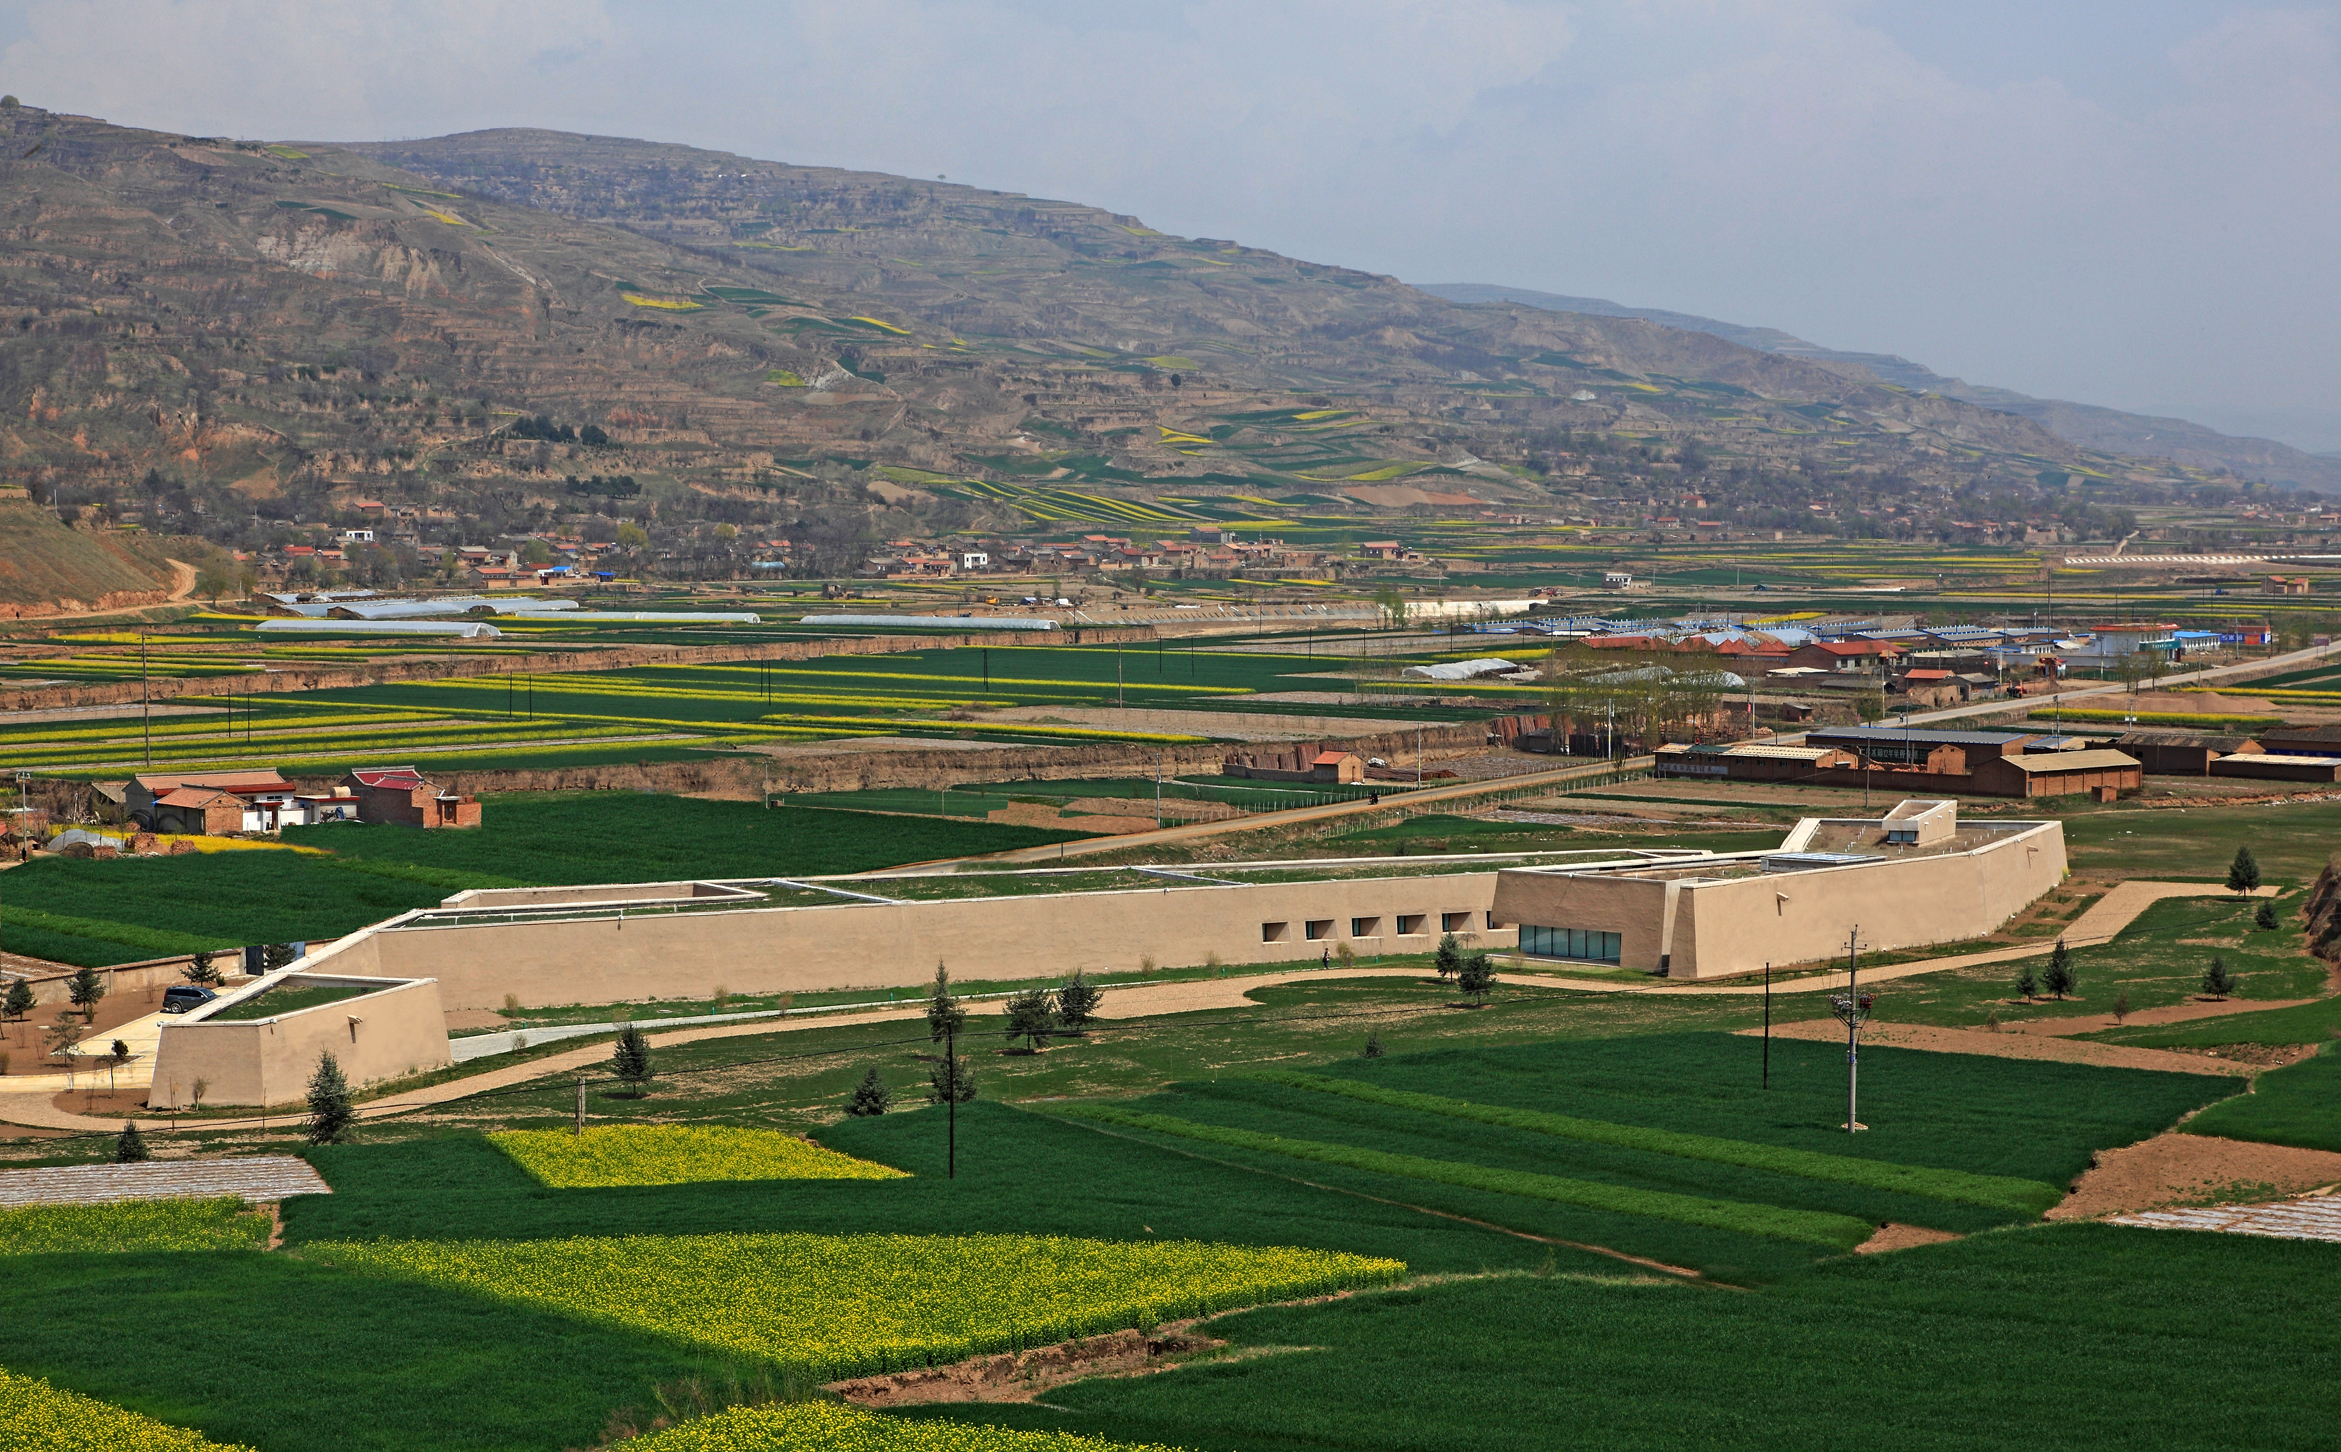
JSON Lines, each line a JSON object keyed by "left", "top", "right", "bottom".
{"left": 2049, "top": 1132, "right": 2341, "bottom": 1219}
{"left": 1747, "top": 1017, "right": 2248, "bottom": 1076}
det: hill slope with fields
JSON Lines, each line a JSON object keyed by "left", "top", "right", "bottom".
{"left": 1426, "top": 282, "right": 2341, "bottom": 494}
{"left": 0, "top": 500, "right": 177, "bottom": 611}
{"left": 0, "top": 101, "right": 2241, "bottom": 566}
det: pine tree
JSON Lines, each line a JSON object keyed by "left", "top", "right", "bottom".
{"left": 2228, "top": 846, "right": 2261, "bottom": 897}
{"left": 114, "top": 1120, "right": 148, "bottom": 1163}
{"left": 67, "top": 966, "right": 105, "bottom": 1023}
{"left": 1056, "top": 969, "right": 1104, "bottom": 1030}
{"left": 845, "top": 1066, "right": 892, "bottom": 1117}
{"left": 2202, "top": 954, "right": 2237, "bottom": 999}
{"left": 1003, "top": 988, "right": 1058, "bottom": 1053}
{"left": 2017, "top": 963, "right": 2039, "bottom": 1000}
{"left": 3, "top": 978, "right": 32, "bottom": 1023}
{"left": 1458, "top": 952, "right": 1495, "bottom": 1006}
{"left": 262, "top": 942, "right": 299, "bottom": 972}
{"left": 183, "top": 950, "right": 223, "bottom": 986}
{"left": 1434, "top": 933, "right": 1464, "bottom": 981}
{"left": 925, "top": 962, "right": 966, "bottom": 1043}
{"left": 2043, "top": 940, "right": 2076, "bottom": 1000}
{"left": 2255, "top": 900, "right": 2279, "bottom": 931}
{"left": 612, "top": 1026, "right": 653, "bottom": 1091}
{"left": 926, "top": 1051, "right": 976, "bottom": 1105}
{"left": 305, "top": 1051, "right": 354, "bottom": 1145}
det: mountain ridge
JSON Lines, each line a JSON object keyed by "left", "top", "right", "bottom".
{"left": 1421, "top": 282, "right": 2341, "bottom": 493}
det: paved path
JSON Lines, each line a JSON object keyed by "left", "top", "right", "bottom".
{"left": 2114, "top": 1193, "right": 2341, "bottom": 1242}
{"left": 0, "top": 1156, "right": 328, "bottom": 1206}
{"left": 1749, "top": 1017, "right": 2250, "bottom": 1077}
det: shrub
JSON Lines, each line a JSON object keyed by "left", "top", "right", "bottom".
{"left": 846, "top": 1067, "right": 893, "bottom": 1118}
{"left": 2113, "top": 989, "right": 2131, "bottom": 1024}
{"left": 1363, "top": 1028, "right": 1385, "bottom": 1059}
{"left": 306, "top": 1051, "right": 354, "bottom": 1145}
{"left": 2255, "top": 900, "right": 2279, "bottom": 931}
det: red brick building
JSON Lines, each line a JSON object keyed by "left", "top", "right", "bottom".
{"left": 342, "top": 767, "right": 483, "bottom": 829}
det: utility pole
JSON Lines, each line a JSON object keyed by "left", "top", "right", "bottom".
{"left": 945, "top": 1022, "right": 958, "bottom": 1180}
{"left": 1116, "top": 644, "right": 1123, "bottom": 710}
{"left": 1762, "top": 960, "right": 1771, "bottom": 1090}
{"left": 1155, "top": 749, "right": 1163, "bottom": 829}
{"left": 140, "top": 631, "right": 152, "bottom": 767}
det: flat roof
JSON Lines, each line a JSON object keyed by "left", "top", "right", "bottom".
{"left": 1809, "top": 726, "right": 2026, "bottom": 746}
{"left": 1993, "top": 749, "right": 2140, "bottom": 773}
{"left": 2226, "top": 754, "right": 2341, "bottom": 766}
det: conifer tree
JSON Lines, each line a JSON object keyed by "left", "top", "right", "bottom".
{"left": 2043, "top": 940, "right": 2076, "bottom": 1000}
{"left": 1434, "top": 933, "right": 1464, "bottom": 981}
{"left": 927, "top": 1051, "right": 976, "bottom": 1105}
{"left": 114, "top": 1120, "right": 148, "bottom": 1163}
{"left": 1056, "top": 969, "right": 1104, "bottom": 1030}
{"left": 1458, "top": 952, "right": 1495, "bottom": 1006}
{"left": 3, "top": 978, "right": 32, "bottom": 1023}
{"left": 845, "top": 1066, "right": 892, "bottom": 1117}
{"left": 305, "top": 1051, "right": 354, "bottom": 1145}
{"left": 2254, "top": 900, "right": 2279, "bottom": 930}
{"left": 1003, "top": 988, "right": 1057, "bottom": 1053}
{"left": 183, "top": 950, "right": 223, "bottom": 986}
{"left": 2228, "top": 846, "right": 2261, "bottom": 897}
{"left": 2016, "top": 963, "right": 2039, "bottom": 1000}
{"left": 1363, "top": 1027, "right": 1386, "bottom": 1059}
{"left": 2202, "top": 954, "right": 2237, "bottom": 999}
{"left": 612, "top": 1025, "right": 653, "bottom": 1091}
{"left": 925, "top": 962, "right": 966, "bottom": 1042}
{"left": 67, "top": 966, "right": 104, "bottom": 1023}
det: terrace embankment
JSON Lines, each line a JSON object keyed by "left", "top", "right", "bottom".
{"left": 289, "top": 720, "right": 1501, "bottom": 798}
{"left": 0, "top": 624, "right": 1165, "bottom": 714}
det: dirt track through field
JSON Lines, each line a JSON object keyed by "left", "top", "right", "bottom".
{"left": 1743, "top": 1018, "right": 2251, "bottom": 1076}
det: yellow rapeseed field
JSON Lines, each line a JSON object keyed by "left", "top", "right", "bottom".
{"left": 488, "top": 1125, "right": 907, "bottom": 1189}
{"left": 628, "top": 1401, "right": 1184, "bottom": 1451}
{"left": 0, "top": 1367, "right": 258, "bottom": 1451}
{"left": 0, "top": 1197, "right": 270, "bottom": 1255}
{"left": 305, "top": 1232, "right": 1402, "bottom": 1378}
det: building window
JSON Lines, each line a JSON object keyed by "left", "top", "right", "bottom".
{"left": 1351, "top": 916, "right": 1381, "bottom": 938}
{"left": 1396, "top": 914, "right": 1426, "bottom": 936}
{"left": 1305, "top": 919, "right": 1333, "bottom": 941}
{"left": 1519, "top": 925, "right": 1622, "bottom": 963}
{"left": 1262, "top": 921, "right": 1289, "bottom": 943}
{"left": 1441, "top": 911, "right": 1472, "bottom": 932}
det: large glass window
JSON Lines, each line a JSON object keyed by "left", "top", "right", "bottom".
{"left": 1519, "top": 924, "right": 1622, "bottom": 963}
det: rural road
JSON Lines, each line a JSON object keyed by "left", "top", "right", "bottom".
{"left": 876, "top": 640, "right": 2340, "bottom": 873}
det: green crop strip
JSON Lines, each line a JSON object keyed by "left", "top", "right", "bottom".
{"left": 1247, "top": 1071, "right": 2062, "bottom": 1216}
{"left": 1053, "top": 1105, "right": 1874, "bottom": 1249}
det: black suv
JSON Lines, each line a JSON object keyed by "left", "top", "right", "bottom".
{"left": 160, "top": 985, "right": 218, "bottom": 1014}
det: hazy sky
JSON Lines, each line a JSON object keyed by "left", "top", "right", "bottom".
{"left": 7, "top": 1, "right": 2338, "bottom": 451}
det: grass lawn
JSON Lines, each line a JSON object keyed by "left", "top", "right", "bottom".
{"left": 2180, "top": 1044, "right": 2341, "bottom": 1152}
{"left": 915, "top": 1225, "right": 2340, "bottom": 1452}
{"left": 2061, "top": 800, "right": 2341, "bottom": 882}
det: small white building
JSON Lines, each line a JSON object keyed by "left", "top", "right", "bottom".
{"left": 1603, "top": 571, "right": 1633, "bottom": 588}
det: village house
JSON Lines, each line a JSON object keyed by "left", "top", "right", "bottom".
{"left": 343, "top": 766, "right": 484, "bottom": 829}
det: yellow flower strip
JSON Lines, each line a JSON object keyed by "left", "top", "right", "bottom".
{"left": 0, "top": 1197, "right": 270, "bottom": 1254}
{"left": 628, "top": 1401, "right": 1185, "bottom": 1452}
{"left": 0, "top": 1366, "right": 258, "bottom": 1450}
{"left": 304, "top": 1232, "right": 1402, "bottom": 1378}
{"left": 488, "top": 1125, "right": 906, "bottom": 1188}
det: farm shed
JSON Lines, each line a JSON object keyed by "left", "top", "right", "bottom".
{"left": 2208, "top": 753, "right": 2341, "bottom": 783}
{"left": 1969, "top": 749, "right": 2142, "bottom": 798}
{"left": 2114, "top": 731, "right": 2263, "bottom": 775}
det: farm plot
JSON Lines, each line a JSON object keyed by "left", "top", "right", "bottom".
{"left": 2181, "top": 1044, "right": 2341, "bottom": 1153}
{"left": 630, "top": 1402, "right": 1180, "bottom": 1452}
{"left": 2, "top": 794, "right": 1088, "bottom": 966}
{"left": 490, "top": 1125, "right": 906, "bottom": 1188}
{"left": 302, "top": 1231, "right": 1400, "bottom": 1377}
{"left": 0, "top": 1197, "right": 271, "bottom": 1254}
{"left": 0, "top": 1366, "right": 257, "bottom": 1452}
